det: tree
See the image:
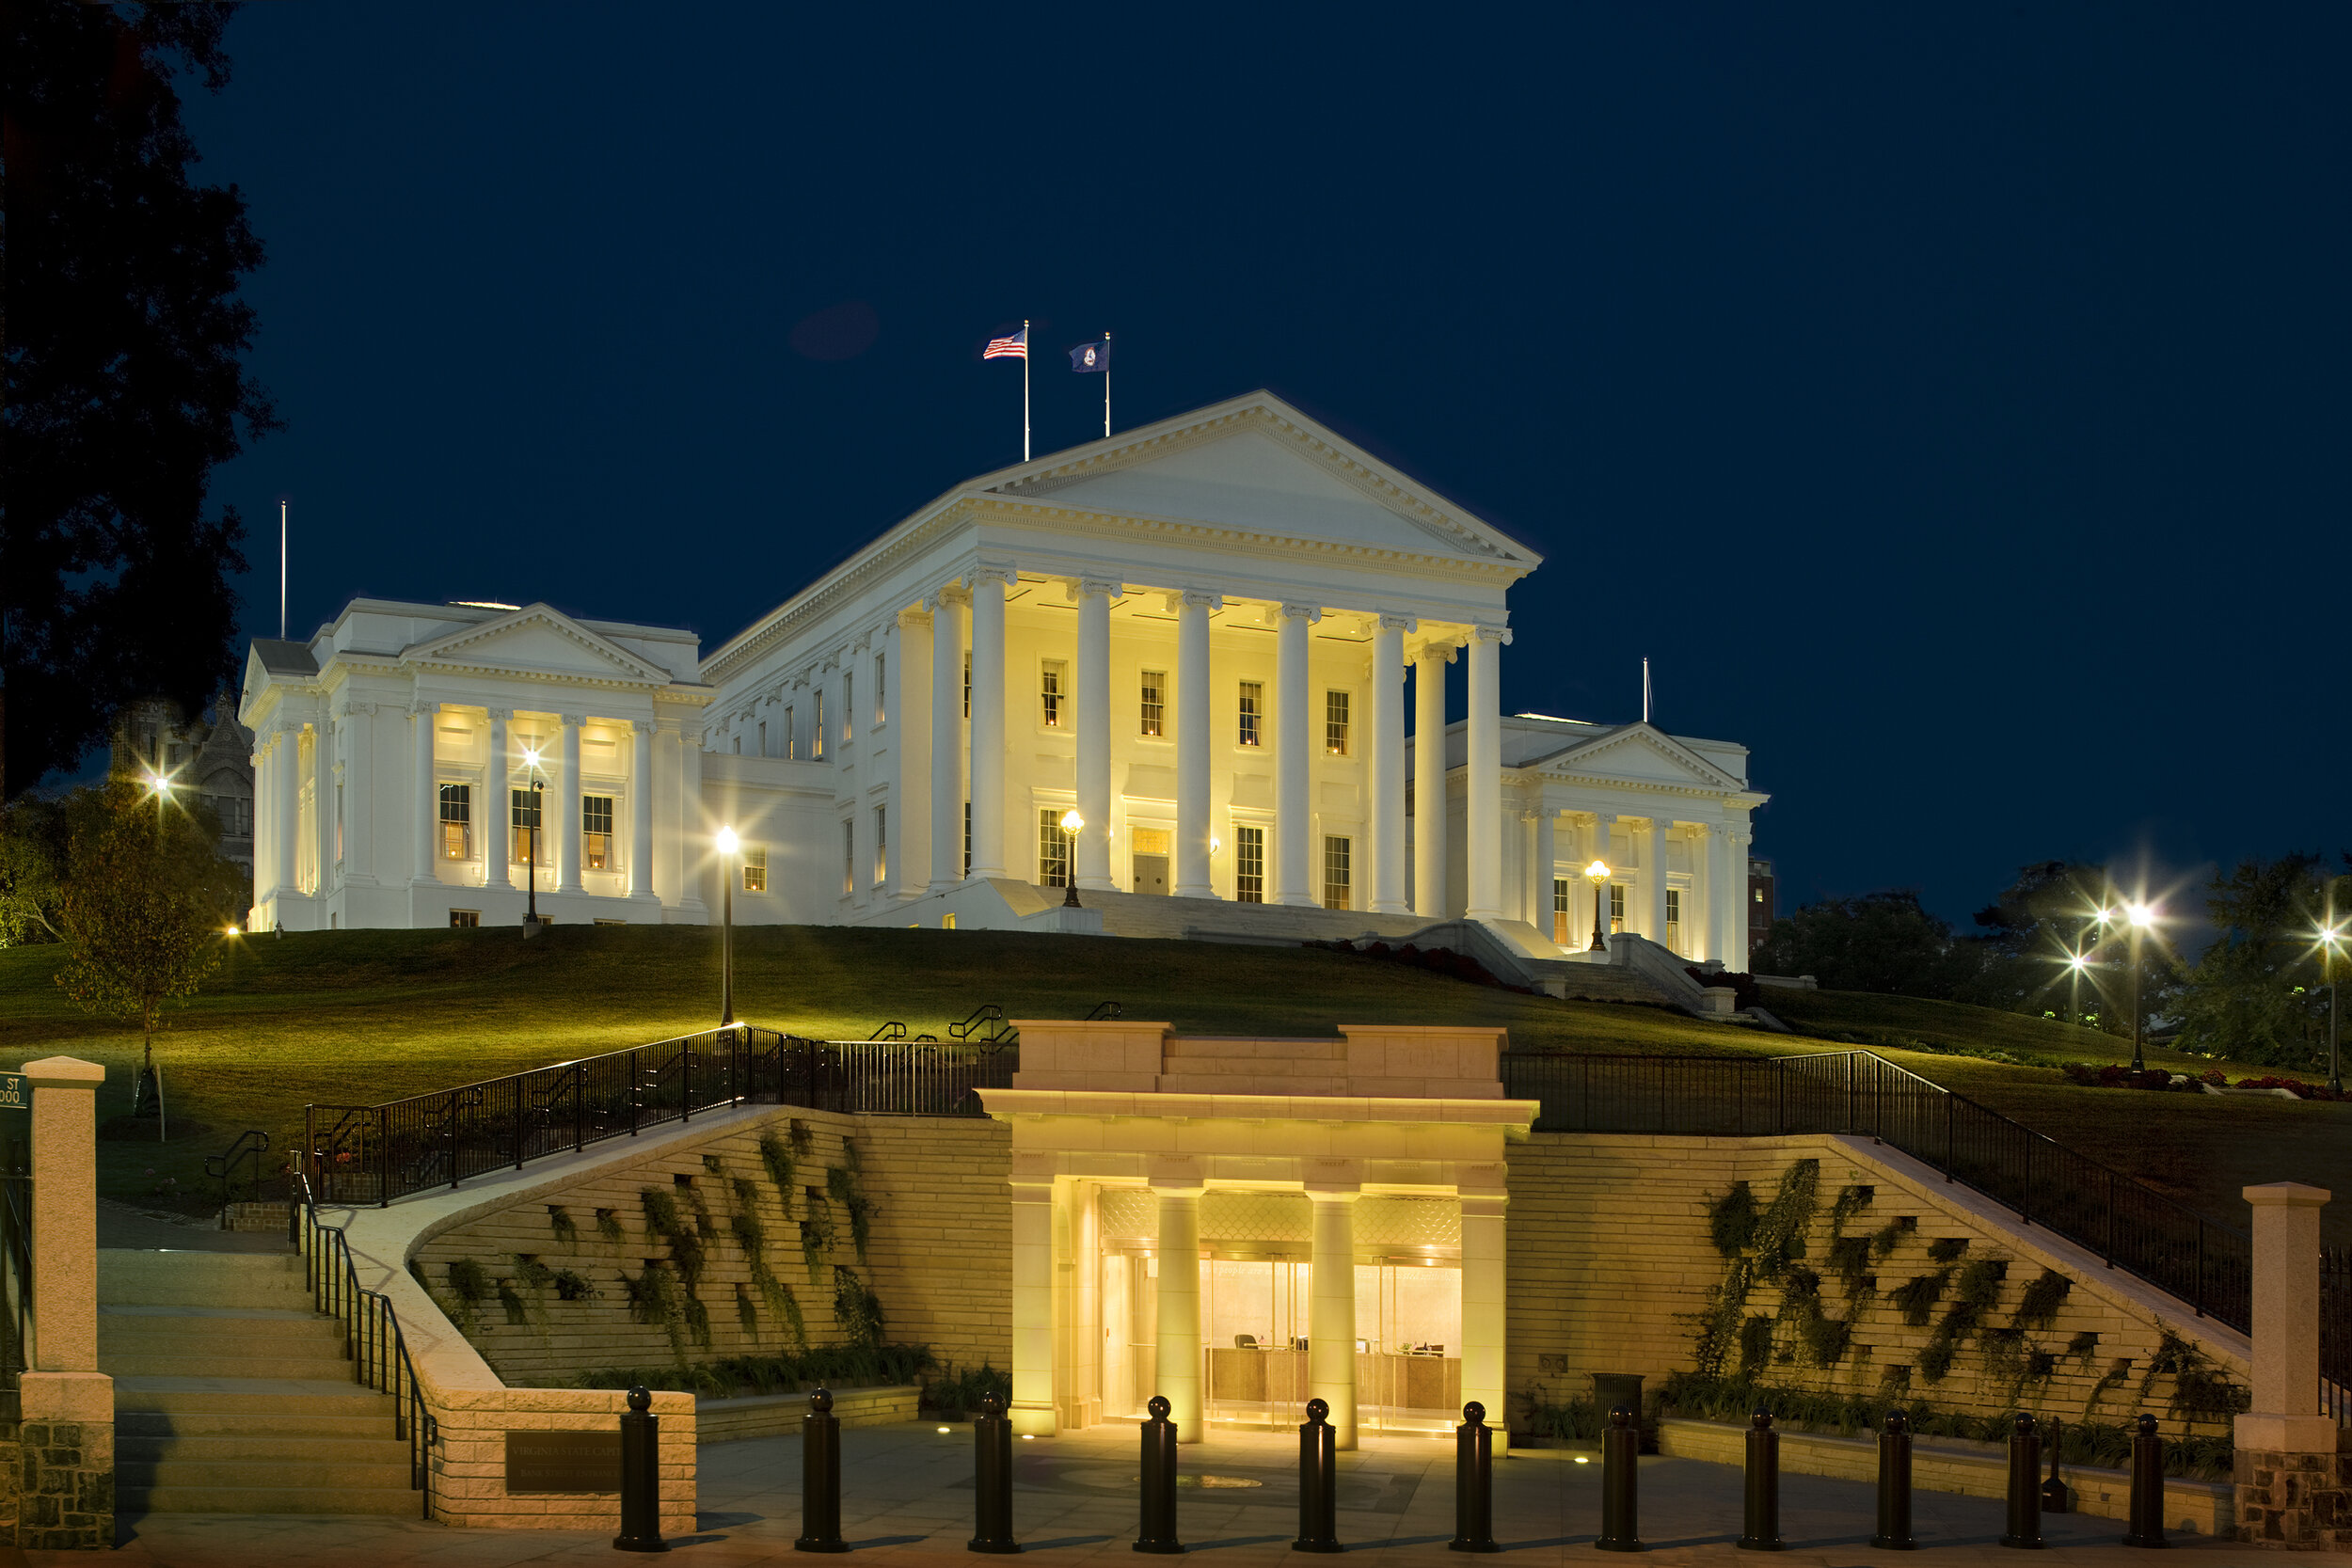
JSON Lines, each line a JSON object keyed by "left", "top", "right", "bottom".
{"left": 53, "top": 782, "right": 245, "bottom": 1072}
{"left": 5, "top": 1, "right": 277, "bottom": 797}
{"left": 1750, "top": 890, "right": 1982, "bottom": 998}
{"left": 2173, "top": 854, "right": 2340, "bottom": 1067}
{"left": 1962, "top": 861, "right": 2117, "bottom": 1020}
{"left": 0, "top": 795, "right": 74, "bottom": 944}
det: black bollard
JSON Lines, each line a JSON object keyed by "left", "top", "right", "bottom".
{"left": 1738, "top": 1411, "right": 1785, "bottom": 1552}
{"left": 613, "top": 1385, "right": 668, "bottom": 1553}
{"left": 1869, "top": 1409, "right": 1916, "bottom": 1552}
{"left": 970, "top": 1389, "right": 1021, "bottom": 1555}
{"left": 1135, "top": 1394, "right": 1184, "bottom": 1555}
{"left": 2041, "top": 1418, "right": 2072, "bottom": 1514}
{"left": 1449, "top": 1401, "right": 1500, "bottom": 1554}
{"left": 1596, "top": 1404, "right": 1644, "bottom": 1553}
{"left": 1294, "top": 1397, "right": 1343, "bottom": 1553}
{"left": 1999, "top": 1413, "right": 2044, "bottom": 1551}
{"left": 2122, "top": 1414, "right": 2169, "bottom": 1549}
{"left": 795, "top": 1386, "right": 850, "bottom": 1554}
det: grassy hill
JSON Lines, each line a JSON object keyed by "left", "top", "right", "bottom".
{"left": 3, "top": 924, "right": 2343, "bottom": 1240}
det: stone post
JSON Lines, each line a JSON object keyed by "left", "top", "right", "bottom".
{"left": 1307, "top": 1188, "right": 1360, "bottom": 1450}
{"left": 18, "top": 1056, "right": 112, "bottom": 1550}
{"left": 1007, "top": 1161, "right": 1057, "bottom": 1437}
{"left": 2233, "top": 1181, "right": 2341, "bottom": 1547}
{"left": 1152, "top": 1181, "right": 1204, "bottom": 1443}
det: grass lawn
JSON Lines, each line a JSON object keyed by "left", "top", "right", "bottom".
{"left": 2, "top": 925, "right": 2344, "bottom": 1242}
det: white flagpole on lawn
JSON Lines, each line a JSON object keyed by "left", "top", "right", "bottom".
{"left": 1023, "top": 319, "right": 1031, "bottom": 462}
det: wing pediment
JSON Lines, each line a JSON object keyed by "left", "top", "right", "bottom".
{"left": 1534, "top": 724, "right": 1744, "bottom": 793}
{"left": 403, "top": 605, "right": 673, "bottom": 687}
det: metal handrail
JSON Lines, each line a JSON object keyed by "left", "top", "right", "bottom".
{"left": 291, "top": 1168, "right": 433, "bottom": 1517}
{"left": 868, "top": 1022, "right": 907, "bottom": 1041}
{"left": 1, "top": 1136, "right": 31, "bottom": 1387}
{"left": 948, "top": 1004, "right": 1009, "bottom": 1042}
{"left": 203, "top": 1129, "right": 272, "bottom": 1217}
{"left": 1085, "top": 1001, "right": 1123, "bottom": 1021}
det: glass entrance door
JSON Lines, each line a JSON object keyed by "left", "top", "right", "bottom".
{"left": 1355, "top": 1261, "right": 1464, "bottom": 1432}
{"left": 1202, "top": 1258, "right": 1309, "bottom": 1426}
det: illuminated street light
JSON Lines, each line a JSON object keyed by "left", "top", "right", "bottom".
{"left": 1585, "top": 860, "right": 1612, "bottom": 954}
{"left": 2125, "top": 900, "right": 2159, "bottom": 1073}
{"left": 717, "top": 826, "right": 739, "bottom": 1025}
{"left": 2319, "top": 920, "right": 2344, "bottom": 1095}
{"left": 1059, "top": 810, "right": 1085, "bottom": 910}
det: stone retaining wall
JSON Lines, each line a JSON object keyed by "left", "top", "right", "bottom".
{"left": 695, "top": 1384, "right": 920, "bottom": 1444}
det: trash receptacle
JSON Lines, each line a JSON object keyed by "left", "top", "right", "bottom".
{"left": 1591, "top": 1374, "right": 1647, "bottom": 1451}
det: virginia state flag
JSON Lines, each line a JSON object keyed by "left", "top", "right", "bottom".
{"left": 1068, "top": 339, "right": 1111, "bottom": 372}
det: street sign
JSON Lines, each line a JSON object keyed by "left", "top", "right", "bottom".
{"left": 0, "top": 1075, "right": 24, "bottom": 1114}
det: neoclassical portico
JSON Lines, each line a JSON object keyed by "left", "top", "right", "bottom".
{"left": 980, "top": 1020, "right": 1535, "bottom": 1445}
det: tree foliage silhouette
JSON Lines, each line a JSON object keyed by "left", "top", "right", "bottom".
{"left": 5, "top": 1, "right": 277, "bottom": 796}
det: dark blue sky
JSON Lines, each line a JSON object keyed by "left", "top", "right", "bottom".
{"left": 181, "top": 3, "right": 2349, "bottom": 927}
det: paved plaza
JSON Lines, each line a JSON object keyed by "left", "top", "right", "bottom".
{"left": 38, "top": 1420, "right": 2273, "bottom": 1567}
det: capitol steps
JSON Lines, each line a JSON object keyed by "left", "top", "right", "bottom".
{"left": 98, "top": 1250, "right": 419, "bottom": 1517}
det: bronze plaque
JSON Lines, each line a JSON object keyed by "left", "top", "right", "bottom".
{"left": 505, "top": 1429, "right": 622, "bottom": 1494}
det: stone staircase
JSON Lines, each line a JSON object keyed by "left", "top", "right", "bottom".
{"left": 99, "top": 1250, "right": 418, "bottom": 1516}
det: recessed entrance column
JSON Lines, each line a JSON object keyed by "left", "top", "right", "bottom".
{"left": 967, "top": 568, "right": 1012, "bottom": 879}
{"left": 1412, "top": 644, "right": 1450, "bottom": 917}
{"left": 1075, "top": 578, "right": 1117, "bottom": 891}
{"left": 1369, "top": 616, "right": 1410, "bottom": 914}
{"left": 276, "top": 724, "right": 302, "bottom": 900}
{"left": 1461, "top": 1193, "right": 1507, "bottom": 1433}
{"left": 556, "top": 715, "right": 585, "bottom": 894}
{"left": 1009, "top": 1163, "right": 1057, "bottom": 1436}
{"left": 929, "top": 588, "right": 964, "bottom": 891}
{"left": 629, "top": 721, "right": 656, "bottom": 899}
{"left": 1642, "top": 816, "right": 1667, "bottom": 942}
{"left": 485, "top": 709, "right": 513, "bottom": 889}
{"left": 1308, "top": 1188, "right": 1361, "bottom": 1449}
{"left": 1465, "top": 627, "right": 1506, "bottom": 921}
{"left": 1274, "top": 604, "right": 1319, "bottom": 907}
{"left": 1174, "top": 592, "right": 1219, "bottom": 898}
{"left": 1153, "top": 1180, "right": 1205, "bottom": 1442}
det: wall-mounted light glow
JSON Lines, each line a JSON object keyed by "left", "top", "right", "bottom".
{"left": 1210, "top": 836, "right": 1222, "bottom": 853}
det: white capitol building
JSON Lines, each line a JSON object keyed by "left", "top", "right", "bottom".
{"left": 239, "top": 391, "right": 1768, "bottom": 973}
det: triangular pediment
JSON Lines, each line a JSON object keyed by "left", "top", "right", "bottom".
{"left": 403, "top": 605, "right": 673, "bottom": 687}
{"left": 981, "top": 393, "right": 1539, "bottom": 569}
{"left": 1533, "top": 724, "right": 1744, "bottom": 793}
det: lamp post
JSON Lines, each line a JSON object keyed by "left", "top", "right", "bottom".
{"left": 716, "top": 826, "right": 738, "bottom": 1025}
{"left": 2126, "top": 902, "right": 2155, "bottom": 1074}
{"left": 1059, "top": 810, "right": 1084, "bottom": 908}
{"left": 520, "top": 746, "right": 545, "bottom": 930}
{"left": 2065, "top": 951, "right": 2089, "bottom": 1029}
{"left": 1586, "top": 859, "right": 1612, "bottom": 953}
{"left": 144, "top": 770, "right": 174, "bottom": 833}
{"left": 2319, "top": 920, "right": 2344, "bottom": 1095}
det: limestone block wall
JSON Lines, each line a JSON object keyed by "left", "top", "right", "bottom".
{"left": 410, "top": 1107, "right": 1010, "bottom": 1387}
{"left": 1505, "top": 1132, "right": 2252, "bottom": 1438}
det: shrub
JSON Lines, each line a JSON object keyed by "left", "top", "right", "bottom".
{"left": 1708, "top": 1181, "right": 1758, "bottom": 1257}
{"left": 2012, "top": 1271, "right": 2070, "bottom": 1332}
{"left": 548, "top": 1205, "right": 579, "bottom": 1247}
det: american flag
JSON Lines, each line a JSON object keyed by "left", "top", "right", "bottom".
{"left": 983, "top": 325, "right": 1027, "bottom": 360}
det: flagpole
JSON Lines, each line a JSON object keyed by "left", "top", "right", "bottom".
{"left": 279, "top": 499, "right": 288, "bottom": 640}
{"left": 1104, "top": 331, "right": 1112, "bottom": 438}
{"left": 1022, "top": 318, "right": 1031, "bottom": 462}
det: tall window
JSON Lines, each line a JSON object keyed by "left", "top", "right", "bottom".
{"left": 742, "top": 846, "right": 768, "bottom": 893}
{"left": 1326, "top": 689, "right": 1351, "bottom": 755}
{"left": 1609, "top": 884, "right": 1626, "bottom": 933}
{"left": 1139, "top": 670, "right": 1166, "bottom": 736}
{"left": 842, "top": 819, "right": 855, "bottom": 895}
{"left": 1665, "top": 889, "right": 1682, "bottom": 955}
{"left": 1040, "top": 659, "right": 1068, "bottom": 728}
{"left": 1237, "top": 681, "right": 1263, "bottom": 747}
{"left": 1553, "top": 878, "right": 1571, "bottom": 945}
{"left": 875, "top": 654, "right": 886, "bottom": 725}
{"left": 438, "top": 784, "right": 472, "bottom": 860}
{"left": 1039, "top": 808, "right": 1073, "bottom": 886}
{"left": 1234, "top": 825, "right": 1265, "bottom": 903}
{"left": 582, "top": 795, "right": 614, "bottom": 871}
{"left": 1322, "top": 835, "right": 1352, "bottom": 911}
{"left": 963, "top": 800, "right": 972, "bottom": 878}
{"left": 814, "top": 691, "right": 826, "bottom": 759}
{"left": 510, "top": 788, "right": 540, "bottom": 864}
{"left": 785, "top": 705, "right": 796, "bottom": 759}
{"left": 873, "top": 806, "right": 887, "bottom": 884}
{"left": 842, "top": 673, "right": 854, "bottom": 743}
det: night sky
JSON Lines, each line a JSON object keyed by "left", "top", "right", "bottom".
{"left": 176, "top": 4, "right": 2349, "bottom": 927}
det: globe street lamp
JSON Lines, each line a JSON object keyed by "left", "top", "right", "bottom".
{"left": 521, "top": 747, "right": 546, "bottom": 931}
{"left": 1586, "top": 860, "right": 1612, "bottom": 953}
{"left": 2065, "top": 950, "right": 2091, "bottom": 1029}
{"left": 716, "top": 826, "right": 739, "bottom": 1026}
{"left": 2126, "top": 902, "right": 2156, "bottom": 1073}
{"left": 1059, "top": 810, "right": 1085, "bottom": 909}
{"left": 2318, "top": 920, "right": 2344, "bottom": 1095}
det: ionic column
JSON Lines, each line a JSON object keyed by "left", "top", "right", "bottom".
{"left": 1274, "top": 603, "right": 1319, "bottom": 907}
{"left": 1009, "top": 1166, "right": 1058, "bottom": 1437}
{"left": 1075, "top": 578, "right": 1119, "bottom": 890}
{"left": 1412, "top": 644, "right": 1451, "bottom": 917}
{"left": 967, "top": 567, "right": 1013, "bottom": 879}
{"left": 1589, "top": 812, "right": 1618, "bottom": 942}
{"left": 342, "top": 702, "right": 373, "bottom": 883}
{"left": 1308, "top": 1189, "right": 1360, "bottom": 1449}
{"left": 1534, "top": 807, "right": 1557, "bottom": 943}
{"left": 485, "top": 709, "right": 514, "bottom": 889}
{"left": 275, "top": 725, "right": 302, "bottom": 899}
{"left": 927, "top": 590, "right": 965, "bottom": 891}
{"left": 678, "top": 728, "right": 707, "bottom": 915}
{"left": 1369, "top": 615, "right": 1411, "bottom": 914}
{"left": 410, "top": 704, "right": 437, "bottom": 885}
{"left": 1642, "top": 816, "right": 1667, "bottom": 941}
{"left": 1464, "top": 626, "right": 1508, "bottom": 921}
{"left": 1460, "top": 1193, "right": 1508, "bottom": 1434}
{"left": 556, "top": 714, "right": 585, "bottom": 894}
{"left": 629, "top": 721, "right": 656, "bottom": 899}
{"left": 1152, "top": 1182, "right": 1204, "bottom": 1443}
{"left": 1173, "top": 591, "right": 1219, "bottom": 898}
{"left": 311, "top": 720, "right": 335, "bottom": 897}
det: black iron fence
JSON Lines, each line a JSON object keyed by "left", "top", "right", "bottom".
{"left": 305, "top": 1026, "right": 1015, "bottom": 1208}
{"left": 1501, "top": 1049, "right": 2254, "bottom": 1338}
{"left": 1, "top": 1133, "right": 28, "bottom": 1391}
{"left": 292, "top": 1169, "right": 432, "bottom": 1517}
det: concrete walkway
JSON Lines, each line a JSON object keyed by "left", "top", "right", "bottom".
{"left": 61, "top": 1421, "right": 2270, "bottom": 1566}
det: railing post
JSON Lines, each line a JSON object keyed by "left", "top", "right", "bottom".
{"left": 629, "top": 1050, "right": 642, "bottom": 1137}
{"left": 2021, "top": 1140, "right": 2033, "bottom": 1227}
{"left": 2106, "top": 1172, "right": 2117, "bottom": 1268}
{"left": 376, "top": 1108, "right": 389, "bottom": 1210}
{"left": 2195, "top": 1222, "right": 2206, "bottom": 1318}
{"left": 575, "top": 1063, "right": 585, "bottom": 1154}
{"left": 1945, "top": 1094, "right": 1955, "bottom": 1183}
{"left": 513, "top": 1075, "right": 526, "bottom": 1171}
{"left": 683, "top": 1044, "right": 694, "bottom": 1123}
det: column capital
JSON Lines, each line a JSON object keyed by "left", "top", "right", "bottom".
{"left": 558, "top": 712, "right": 586, "bottom": 728}
{"left": 1168, "top": 589, "right": 1224, "bottom": 614}
{"left": 898, "top": 606, "right": 931, "bottom": 629}
{"left": 968, "top": 562, "right": 1020, "bottom": 590}
{"left": 630, "top": 719, "right": 656, "bottom": 736}
{"left": 1375, "top": 612, "right": 1417, "bottom": 634}
{"left": 1278, "top": 602, "right": 1324, "bottom": 624}
{"left": 485, "top": 707, "right": 513, "bottom": 723}
{"left": 1070, "top": 576, "right": 1124, "bottom": 601}
{"left": 925, "top": 582, "right": 970, "bottom": 613}
{"left": 1412, "top": 640, "right": 1457, "bottom": 666}
{"left": 407, "top": 701, "right": 439, "bottom": 719}
{"left": 1470, "top": 623, "right": 1512, "bottom": 645}
{"left": 1729, "top": 830, "right": 1752, "bottom": 847}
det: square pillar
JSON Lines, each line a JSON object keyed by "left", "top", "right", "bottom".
{"left": 20, "top": 1055, "right": 113, "bottom": 1551}
{"left": 2234, "top": 1182, "right": 2338, "bottom": 1544}
{"left": 1411, "top": 642, "right": 1452, "bottom": 918}
{"left": 1308, "top": 1188, "right": 1360, "bottom": 1449}
{"left": 1173, "top": 592, "right": 1219, "bottom": 898}
{"left": 1534, "top": 810, "right": 1558, "bottom": 944}
{"left": 1460, "top": 1192, "right": 1507, "bottom": 1433}
{"left": 1152, "top": 1182, "right": 1204, "bottom": 1443}
{"left": 1009, "top": 1164, "right": 1057, "bottom": 1437}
